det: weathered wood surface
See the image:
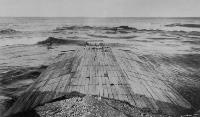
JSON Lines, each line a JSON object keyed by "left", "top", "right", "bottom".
{"left": 5, "top": 41, "right": 191, "bottom": 116}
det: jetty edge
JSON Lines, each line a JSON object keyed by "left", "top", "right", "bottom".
{"left": 4, "top": 40, "right": 192, "bottom": 116}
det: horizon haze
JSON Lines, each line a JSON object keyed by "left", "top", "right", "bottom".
{"left": 0, "top": 0, "right": 200, "bottom": 17}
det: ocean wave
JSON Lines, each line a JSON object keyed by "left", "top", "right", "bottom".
{"left": 140, "top": 29, "right": 200, "bottom": 37}
{"left": 147, "top": 37, "right": 180, "bottom": 40}
{"left": 138, "top": 29, "right": 200, "bottom": 37}
{"left": 182, "top": 40, "right": 200, "bottom": 45}
{"left": 167, "top": 30, "right": 200, "bottom": 37}
{"left": 104, "top": 30, "right": 134, "bottom": 34}
{"left": 87, "top": 34, "right": 137, "bottom": 39}
{"left": 139, "top": 29, "right": 164, "bottom": 32}
{"left": 1, "top": 66, "right": 47, "bottom": 85}
{"left": 107, "top": 43, "right": 132, "bottom": 47}
{"left": 187, "top": 31, "right": 200, "bottom": 36}
{"left": 103, "top": 26, "right": 137, "bottom": 31}
{"left": 166, "top": 23, "right": 200, "bottom": 28}
{"left": 52, "top": 25, "right": 94, "bottom": 32}
{"left": 87, "top": 34, "right": 109, "bottom": 38}
{"left": 37, "top": 37, "right": 86, "bottom": 46}
{"left": 52, "top": 25, "right": 138, "bottom": 32}
{"left": 127, "top": 39, "right": 153, "bottom": 42}
{"left": 0, "top": 29, "right": 19, "bottom": 35}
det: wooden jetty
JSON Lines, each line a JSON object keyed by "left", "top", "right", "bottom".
{"left": 5, "top": 41, "right": 191, "bottom": 116}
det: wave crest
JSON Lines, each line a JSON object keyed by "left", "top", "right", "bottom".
{"left": 52, "top": 25, "right": 94, "bottom": 32}
{"left": 166, "top": 23, "right": 200, "bottom": 28}
{"left": 87, "top": 34, "right": 137, "bottom": 39}
{"left": 52, "top": 25, "right": 138, "bottom": 32}
{"left": 0, "top": 29, "right": 19, "bottom": 35}
{"left": 37, "top": 37, "right": 86, "bottom": 46}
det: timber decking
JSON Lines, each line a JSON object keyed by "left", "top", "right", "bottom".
{"left": 5, "top": 41, "right": 191, "bottom": 116}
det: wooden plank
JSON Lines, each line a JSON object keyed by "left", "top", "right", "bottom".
{"left": 5, "top": 42, "right": 192, "bottom": 117}
{"left": 53, "top": 75, "right": 71, "bottom": 99}
{"left": 104, "top": 75, "right": 113, "bottom": 99}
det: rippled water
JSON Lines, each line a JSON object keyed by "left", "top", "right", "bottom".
{"left": 0, "top": 17, "right": 200, "bottom": 115}
{"left": 0, "top": 17, "right": 200, "bottom": 46}
{"left": 0, "top": 17, "right": 200, "bottom": 72}
{"left": 0, "top": 17, "right": 199, "bottom": 46}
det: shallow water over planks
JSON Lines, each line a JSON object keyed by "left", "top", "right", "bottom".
{"left": 5, "top": 41, "right": 191, "bottom": 116}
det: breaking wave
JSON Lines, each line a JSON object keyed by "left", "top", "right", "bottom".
{"left": 87, "top": 34, "right": 137, "bottom": 39}
{"left": 166, "top": 23, "right": 200, "bottom": 28}
{"left": 187, "top": 31, "right": 200, "bottom": 36}
{"left": 37, "top": 37, "right": 86, "bottom": 46}
{"left": 0, "top": 29, "right": 19, "bottom": 35}
{"left": 182, "top": 40, "right": 200, "bottom": 45}
{"left": 52, "top": 26, "right": 94, "bottom": 32}
{"left": 52, "top": 25, "right": 138, "bottom": 32}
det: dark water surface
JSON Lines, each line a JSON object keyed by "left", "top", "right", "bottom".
{"left": 0, "top": 17, "right": 200, "bottom": 116}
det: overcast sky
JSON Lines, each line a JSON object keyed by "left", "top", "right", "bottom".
{"left": 0, "top": 0, "right": 200, "bottom": 17}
